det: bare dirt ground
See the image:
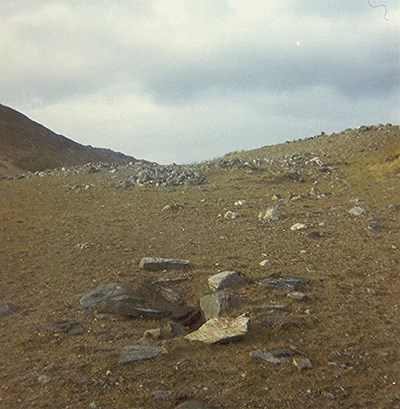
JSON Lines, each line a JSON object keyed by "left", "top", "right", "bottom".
{"left": 0, "top": 125, "right": 399, "bottom": 408}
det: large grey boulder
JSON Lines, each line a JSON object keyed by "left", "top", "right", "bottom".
{"left": 208, "top": 271, "right": 242, "bottom": 291}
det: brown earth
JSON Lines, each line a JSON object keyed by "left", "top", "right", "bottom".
{"left": 0, "top": 104, "right": 138, "bottom": 177}
{"left": 0, "top": 124, "right": 399, "bottom": 408}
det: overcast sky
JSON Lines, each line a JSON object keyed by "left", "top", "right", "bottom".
{"left": 1, "top": 0, "right": 399, "bottom": 164}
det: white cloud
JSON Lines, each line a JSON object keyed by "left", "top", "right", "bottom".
{"left": 1, "top": 0, "right": 399, "bottom": 163}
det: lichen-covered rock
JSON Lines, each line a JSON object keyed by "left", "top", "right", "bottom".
{"left": 184, "top": 315, "right": 249, "bottom": 344}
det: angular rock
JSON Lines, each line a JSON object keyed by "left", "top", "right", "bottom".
{"left": 349, "top": 206, "right": 366, "bottom": 216}
{"left": 367, "top": 219, "right": 382, "bottom": 232}
{"left": 140, "top": 257, "right": 190, "bottom": 271}
{"left": 208, "top": 271, "right": 242, "bottom": 291}
{"left": 259, "top": 275, "right": 308, "bottom": 290}
{"left": 290, "top": 223, "right": 307, "bottom": 231}
{"left": 200, "top": 291, "right": 231, "bottom": 320}
{"left": 39, "top": 320, "right": 85, "bottom": 335}
{"left": 79, "top": 282, "right": 168, "bottom": 319}
{"left": 250, "top": 350, "right": 284, "bottom": 364}
{"left": 224, "top": 210, "right": 239, "bottom": 219}
{"left": 184, "top": 315, "right": 249, "bottom": 344}
{"left": 287, "top": 291, "right": 309, "bottom": 301}
{"left": 162, "top": 203, "right": 184, "bottom": 212}
{"left": 118, "top": 339, "right": 167, "bottom": 364}
{"left": 234, "top": 199, "right": 247, "bottom": 206}
{"left": 258, "top": 207, "right": 281, "bottom": 222}
{"left": 259, "top": 259, "right": 270, "bottom": 268}
{"left": 293, "top": 357, "right": 312, "bottom": 370}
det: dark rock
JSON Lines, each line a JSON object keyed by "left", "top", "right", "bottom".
{"left": 140, "top": 257, "right": 190, "bottom": 271}
{"left": 271, "top": 348, "right": 298, "bottom": 357}
{"left": 259, "top": 275, "right": 309, "bottom": 290}
{"left": 307, "top": 231, "right": 323, "bottom": 239}
{"left": 118, "top": 339, "right": 167, "bottom": 364}
{"left": 80, "top": 282, "right": 168, "bottom": 319}
{"left": 0, "top": 304, "right": 19, "bottom": 317}
{"left": 367, "top": 219, "right": 382, "bottom": 233}
{"left": 39, "top": 320, "right": 85, "bottom": 335}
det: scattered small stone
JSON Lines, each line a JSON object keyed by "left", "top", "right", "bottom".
{"left": 184, "top": 315, "right": 249, "bottom": 344}
{"left": 162, "top": 203, "right": 184, "bottom": 212}
{"left": 259, "top": 275, "right": 308, "bottom": 290}
{"left": 0, "top": 304, "right": 19, "bottom": 317}
{"left": 258, "top": 207, "right": 281, "bottom": 222}
{"left": 307, "top": 231, "right": 323, "bottom": 239}
{"left": 39, "top": 320, "right": 85, "bottom": 335}
{"left": 367, "top": 219, "right": 382, "bottom": 232}
{"left": 234, "top": 199, "right": 247, "bottom": 206}
{"left": 88, "top": 402, "right": 98, "bottom": 409}
{"left": 321, "top": 391, "right": 336, "bottom": 400}
{"left": 143, "top": 328, "right": 162, "bottom": 340}
{"left": 310, "top": 186, "right": 326, "bottom": 198}
{"left": 118, "top": 339, "right": 167, "bottom": 364}
{"left": 287, "top": 292, "right": 309, "bottom": 301}
{"left": 37, "top": 375, "right": 51, "bottom": 384}
{"left": 290, "top": 223, "right": 307, "bottom": 231}
{"left": 200, "top": 291, "right": 231, "bottom": 320}
{"left": 224, "top": 210, "right": 239, "bottom": 219}
{"left": 208, "top": 271, "right": 242, "bottom": 291}
{"left": 140, "top": 257, "right": 190, "bottom": 271}
{"left": 293, "top": 357, "right": 312, "bottom": 370}
{"left": 250, "top": 350, "right": 284, "bottom": 364}
{"left": 259, "top": 259, "right": 270, "bottom": 268}
{"left": 152, "top": 390, "right": 174, "bottom": 400}
{"left": 349, "top": 206, "right": 366, "bottom": 216}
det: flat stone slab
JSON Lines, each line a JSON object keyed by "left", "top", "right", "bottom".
{"left": 79, "top": 282, "right": 169, "bottom": 319}
{"left": 118, "top": 339, "right": 167, "bottom": 364}
{"left": 208, "top": 271, "right": 242, "bottom": 291}
{"left": 185, "top": 315, "right": 249, "bottom": 344}
{"left": 140, "top": 257, "right": 190, "bottom": 271}
{"left": 39, "top": 320, "right": 85, "bottom": 335}
{"left": 259, "top": 275, "right": 309, "bottom": 290}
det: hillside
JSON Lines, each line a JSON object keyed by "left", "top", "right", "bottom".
{"left": 0, "top": 124, "right": 399, "bottom": 408}
{"left": 0, "top": 104, "right": 138, "bottom": 177}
